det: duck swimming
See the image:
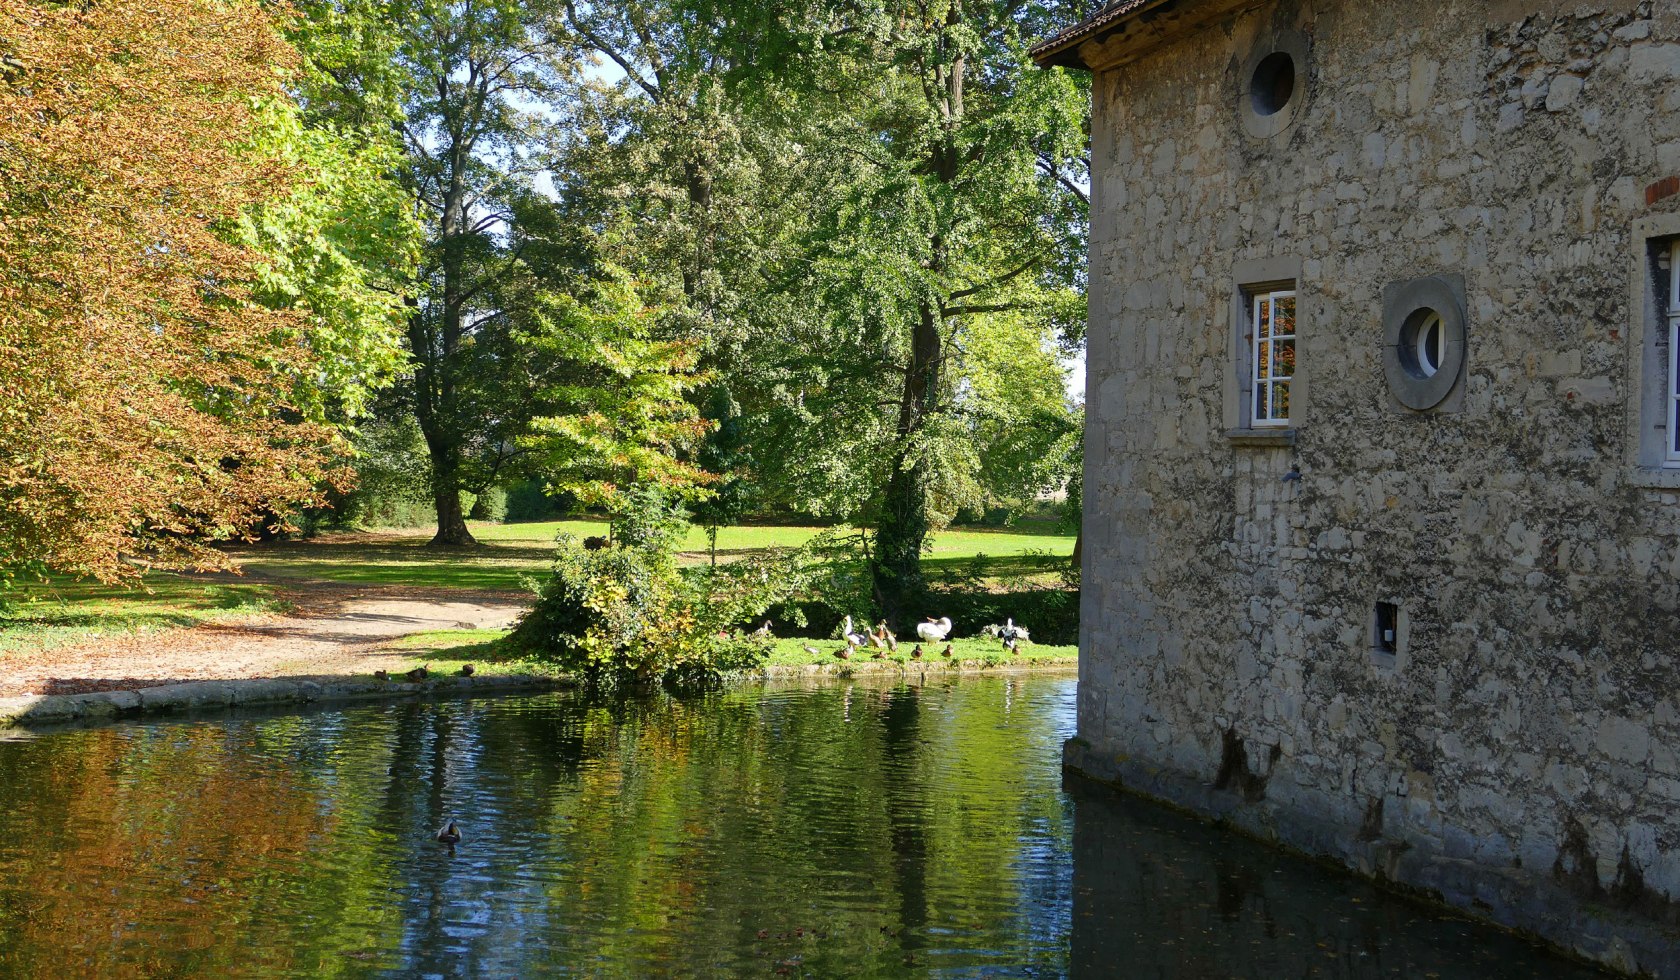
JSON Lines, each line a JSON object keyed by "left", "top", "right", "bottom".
{"left": 436, "top": 819, "right": 461, "bottom": 845}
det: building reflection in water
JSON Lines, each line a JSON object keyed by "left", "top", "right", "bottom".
{"left": 1066, "top": 773, "right": 1609, "bottom": 979}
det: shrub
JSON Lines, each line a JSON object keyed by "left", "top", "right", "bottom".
{"left": 933, "top": 585, "right": 1080, "bottom": 645}
{"left": 467, "top": 486, "right": 508, "bottom": 522}
{"left": 510, "top": 491, "right": 832, "bottom": 688}
{"left": 504, "top": 478, "right": 575, "bottom": 522}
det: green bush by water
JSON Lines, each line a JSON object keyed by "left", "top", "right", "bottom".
{"left": 509, "top": 489, "right": 832, "bottom": 688}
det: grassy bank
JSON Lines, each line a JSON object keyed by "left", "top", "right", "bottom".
{"left": 379, "top": 628, "right": 1076, "bottom": 680}
{"left": 765, "top": 636, "right": 1076, "bottom": 668}
{"left": 0, "top": 577, "right": 284, "bottom": 659}
{"left": 2, "top": 521, "right": 1075, "bottom": 667}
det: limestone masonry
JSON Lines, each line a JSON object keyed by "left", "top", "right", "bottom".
{"left": 1035, "top": 0, "right": 1680, "bottom": 973}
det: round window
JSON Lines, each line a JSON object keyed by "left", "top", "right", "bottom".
{"left": 1239, "top": 32, "right": 1309, "bottom": 140}
{"left": 1381, "top": 276, "right": 1467, "bottom": 412}
{"left": 1250, "top": 52, "right": 1296, "bottom": 117}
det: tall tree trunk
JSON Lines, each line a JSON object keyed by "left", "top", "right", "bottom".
{"left": 411, "top": 123, "right": 478, "bottom": 549}
{"left": 873, "top": 12, "right": 967, "bottom": 622}
{"left": 873, "top": 301, "right": 942, "bottom": 621}
{"left": 431, "top": 482, "right": 474, "bottom": 547}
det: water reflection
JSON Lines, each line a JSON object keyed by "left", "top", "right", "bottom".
{"left": 0, "top": 677, "right": 1605, "bottom": 977}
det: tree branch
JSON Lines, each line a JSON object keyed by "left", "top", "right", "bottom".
{"left": 947, "top": 252, "right": 1042, "bottom": 301}
{"left": 941, "top": 302, "right": 1025, "bottom": 318}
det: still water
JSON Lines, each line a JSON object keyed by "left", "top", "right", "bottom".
{"left": 0, "top": 675, "right": 1605, "bottom": 978}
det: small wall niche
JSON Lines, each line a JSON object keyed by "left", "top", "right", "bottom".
{"left": 1369, "top": 601, "right": 1406, "bottom": 670}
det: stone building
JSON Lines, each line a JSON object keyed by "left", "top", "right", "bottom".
{"left": 1033, "top": 1, "right": 1680, "bottom": 973}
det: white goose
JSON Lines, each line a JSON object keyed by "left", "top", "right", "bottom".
{"left": 915, "top": 616, "right": 953, "bottom": 643}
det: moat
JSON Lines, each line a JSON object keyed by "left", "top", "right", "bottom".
{"left": 0, "top": 675, "right": 1607, "bottom": 977}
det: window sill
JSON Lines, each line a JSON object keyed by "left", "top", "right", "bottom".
{"left": 1225, "top": 428, "right": 1297, "bottom": 447}
{"left": 1629, "top": 466, "right": 1680, "bottom": 489}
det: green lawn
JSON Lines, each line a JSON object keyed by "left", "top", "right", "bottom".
{"left": 228, "top": 519, "right": 1075, "bottom": 592}
{"left": 0, "top": 576, "right": 284, "bottom": 658}
{"left": 380, "top": 627, "right": 568, "bottom": 680}
{"left": 0, "top": 522, "right": 1074, "bottom": 663}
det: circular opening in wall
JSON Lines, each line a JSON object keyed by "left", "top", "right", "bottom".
{"left": 1382, "top": 275, "right": 1466, "bottom": 412}
{"left": 1250, "top": 52, "right": 1296, "bottom": 117}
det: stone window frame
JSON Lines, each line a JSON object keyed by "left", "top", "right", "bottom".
{"left": 1239, "top": 28, "right": 1310, "bottom": 141}
{"left": 1628, "top": 215, "right": 1680, "bottom": 486}
{"left": 1226, "top": 256, "right": 1305, "bottom": 445}
{"left": 1380, "top": 274, "right": 1468, "bottom": 414}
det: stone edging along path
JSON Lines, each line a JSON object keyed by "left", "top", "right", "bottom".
{"left": 0, "top": 657, "right": 1080, "bottom": 731}
{"left": 0, "top": 673, "right": 572, "bottom": 731}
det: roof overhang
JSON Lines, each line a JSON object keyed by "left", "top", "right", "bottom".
{"left": 1031, "top": 0, "right": 1261, "bottom": 72}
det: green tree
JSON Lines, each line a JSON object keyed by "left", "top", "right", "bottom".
{"left": 0, "top": 0, "right": 363, "bottom": 584}
{"left": 743, "top": 0, "right": 1089, "bottom": 616}
{"left": 390, "top": 0, "right": 575, "bottom": 546}
{"left": 513, "top": 263, "right": 714, "bottom": 505}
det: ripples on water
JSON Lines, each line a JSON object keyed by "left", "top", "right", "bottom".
{"left": 0, "top": 676, "right": 1606, "bottom": 978}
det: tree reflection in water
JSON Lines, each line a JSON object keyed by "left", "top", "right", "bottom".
{"left": 0, "top": 677, "right": 1607, "bottom": 977}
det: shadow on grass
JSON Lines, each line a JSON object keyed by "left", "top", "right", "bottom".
{"left": 3, "top": 611, "right": 206, "bottom": 632}
{"left": 226, "top": 540, "right": 556, "bottom": 591}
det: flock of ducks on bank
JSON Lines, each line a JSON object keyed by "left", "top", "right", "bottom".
{"left": 372, "top": 664, "right": 476, "bottom": 683}
{"left": 784, "top": 614, "right": 1030, "bottom": 661}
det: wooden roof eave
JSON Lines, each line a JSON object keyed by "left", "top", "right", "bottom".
{"left": 1031, "top": 0, "right": 1270, "bottom": 73}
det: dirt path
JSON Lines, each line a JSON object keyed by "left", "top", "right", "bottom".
{"left": 0, "top": 580, "right": 529, "bottom": 698}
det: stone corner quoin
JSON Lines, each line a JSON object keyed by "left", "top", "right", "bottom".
{"left": 1042, "top": 0, "right": 1680, "bottom": 976}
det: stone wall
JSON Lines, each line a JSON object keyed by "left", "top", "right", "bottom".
{"left": 1073, "top": 0, "right": 1680, "bottom": 973}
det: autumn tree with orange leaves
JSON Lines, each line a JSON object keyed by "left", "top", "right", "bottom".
{"left": 0, "top": 0, "right": 353, "bottom": 584}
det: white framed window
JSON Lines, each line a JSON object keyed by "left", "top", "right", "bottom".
{"left": 1669, "top": 240, "right": 1680, "bottom": 465}
{"left": 1251, "top": 289, "right": 1296, "bottom": 427}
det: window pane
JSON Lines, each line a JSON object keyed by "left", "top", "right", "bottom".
{"left": 1257, "top": 297, "right": 1271, "bottom": 339}
{"left": 1272, "top": 381, "right": 1290, "bottom": 421}
{"left": 1256, "top": 384, "right": 1268, "bottom": 421}
{"left": 1273, "top": 294, "right": 1295, "bottom": 336}
{"left": 1274, "top": 338, "right": 1295, "bottom": 379}
{"left": 1671, "top": 397, "right": 1679, "bottom": 455}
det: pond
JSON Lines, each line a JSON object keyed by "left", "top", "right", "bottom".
{"left": 0, "top": 675, "right": 1606, "bottom": 977}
